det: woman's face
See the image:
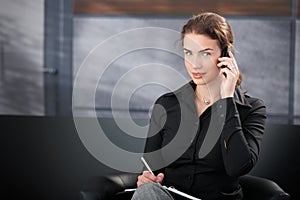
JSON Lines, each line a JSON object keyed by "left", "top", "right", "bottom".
{"left": 183, "top": 33, "right": 222, "bottom": 86}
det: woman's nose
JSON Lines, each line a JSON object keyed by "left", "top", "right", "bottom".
{"left": 191, "top": 55, "right": 203, "bottom": 69}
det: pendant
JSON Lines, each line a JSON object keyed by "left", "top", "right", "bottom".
{"left": 203, "top": 99, "right": 210, "bottom": 105}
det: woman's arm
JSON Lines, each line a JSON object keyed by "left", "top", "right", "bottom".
{"left": 218, "top": 97, "right": 267, "bottom": 177}
{"left": 135, "top": 97, "right": 168, "bottom": 187}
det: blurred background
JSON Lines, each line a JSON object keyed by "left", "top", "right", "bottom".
{"left": 0, "top": 0, "right": 299, "bottom": 124}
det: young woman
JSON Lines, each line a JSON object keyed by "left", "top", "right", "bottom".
{"left": 132, "top": 12, "right": 266, "bottom": 200}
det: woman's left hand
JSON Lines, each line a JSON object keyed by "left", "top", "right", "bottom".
{"left": 217, "top": 51, "right": 240, "bottom": 98}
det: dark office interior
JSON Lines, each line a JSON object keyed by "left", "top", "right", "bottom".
{"left": 1, "top": 0, "right": 300, "bottom": 199}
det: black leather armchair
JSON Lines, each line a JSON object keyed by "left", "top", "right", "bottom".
{"left": 80, "top": 173, "right": 290, "bottom": 200}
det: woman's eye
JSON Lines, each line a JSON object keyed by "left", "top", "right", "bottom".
{"left": 184, "top": 51, "right": 192, "bottom": 56}
{"left": 202, "top": 52, "right": 211, "bottom": 56}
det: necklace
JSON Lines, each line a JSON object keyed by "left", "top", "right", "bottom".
{"left": 195, "top": 93, "right": 211, "bottom": 105}
{"left": 203, "top": 99, "right": 210, "bottom": 105}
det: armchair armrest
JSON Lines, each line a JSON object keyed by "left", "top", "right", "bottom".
{"left": 239, "top": 175, "right": 290, "bottom": 200}
{"left": 80, "top": 173, "right": 291, "bottom": 200}
{"left": 80, "top": 173, "right": 138, "bottom": 200}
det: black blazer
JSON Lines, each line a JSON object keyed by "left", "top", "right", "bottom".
{"left": 143, "top": 81, "right": 267, "bottom": 200}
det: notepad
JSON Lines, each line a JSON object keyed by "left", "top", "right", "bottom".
{"left": 163, "top": 186, "right": 201, "bottom": 200}
{"left": 123, "top": 157, "right": 201, "bottom": 200}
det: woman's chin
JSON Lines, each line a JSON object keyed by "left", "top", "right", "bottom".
{"left": 192, "top": 78, "right": 207, "bottom": 85}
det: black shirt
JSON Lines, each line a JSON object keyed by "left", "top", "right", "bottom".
{"left": 143, "top": 81, "right": 266, "bottom": 200}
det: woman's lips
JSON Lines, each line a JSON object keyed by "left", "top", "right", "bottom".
{"left": 192, "top": 72, "right": 205, "bottom": 79}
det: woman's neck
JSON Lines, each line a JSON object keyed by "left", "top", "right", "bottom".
{"left": 195, "top": 80, "right": 221, "bottom": 104}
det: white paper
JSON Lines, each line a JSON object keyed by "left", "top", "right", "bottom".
{"left": 124, "top": 186, "right": 201, "bottom": 200}
{"left": 163, "top": 186, "right": 201, "bottom": 200}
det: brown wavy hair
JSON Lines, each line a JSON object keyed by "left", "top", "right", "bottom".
{"left": 181, "top": 12, "right": 242, "bottom": 85}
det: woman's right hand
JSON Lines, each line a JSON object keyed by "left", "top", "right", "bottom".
{"left": 136, "top": 171, "right": 164, "bottom": 187}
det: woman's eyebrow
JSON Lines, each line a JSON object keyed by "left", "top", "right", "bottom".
{"left": 198, "top": 48, "right": 213, "bottom": 53}
{"left": 183, "top": 48, "right": 213, "bottom": 52}
{"left": 183, "top": 48, "right": 191, "bottom": 51}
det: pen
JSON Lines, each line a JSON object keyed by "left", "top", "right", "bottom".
{"left": 141, "top": 157, "right": 155, "bottom": 176}
{"left": 124, "top": 157, "right": 156, "bottom": 193}
{"left": 140, "top": 157, "right": 201, "bottom": 199}
{"left": 124, "top": 157, "right": 157, "bottom": 193}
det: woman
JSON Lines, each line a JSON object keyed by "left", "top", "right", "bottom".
{"left": 132, "top": 12, "right": 266, "bottom": 200}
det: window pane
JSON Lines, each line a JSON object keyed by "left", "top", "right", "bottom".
{"left": 74, "top": 0, "right": 291, "bottom": 16}
{"left": 0, "top": 0, "right": 44, "bottom": 115}
{"left": 73, "top": 17, "right": 291, "bottom": 120}
{"left": 229, "top": 19, "right": 291, "bottom": 116}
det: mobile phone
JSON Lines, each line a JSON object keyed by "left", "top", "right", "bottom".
{"left": 220, "top": 47, "right": 229, "bottom": 69}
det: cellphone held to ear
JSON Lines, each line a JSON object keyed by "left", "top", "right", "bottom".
{"left": 220, "top": 47, "right": 229, "bottom": 78}
{"left": 220, "top": 47, "right": 229, "bottom": 69}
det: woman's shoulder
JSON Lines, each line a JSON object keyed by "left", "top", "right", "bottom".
{"left": 155, "top": 81, "right": 195, "bottom": 106}
{"left": 235, "top": 87, "right": 265, "bottom": 108}
{"left": 154, "top": 91, "right": 179, "bottom": 109}
{"left": 235, "top": 88, "right": 267, "bottom": 121}
{"left": 246, "top": 95, "right": 265, "bottom": 107}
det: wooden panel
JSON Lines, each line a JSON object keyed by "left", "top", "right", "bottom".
{"left": 298, "top": 0, "right": 300, "bottom": 16}
{"left": 74, "top": 0, "right": 291, "bottom": 16}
